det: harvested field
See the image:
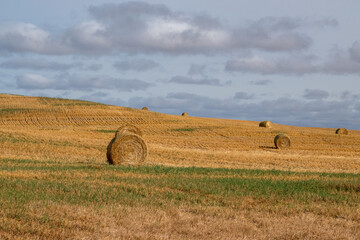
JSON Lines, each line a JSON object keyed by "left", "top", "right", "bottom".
{"left": 0, "top": 94, "right": 359, "bottom": 239}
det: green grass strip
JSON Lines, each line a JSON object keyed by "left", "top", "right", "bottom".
{"left": 0, "top": 159, "right": 359, "bottom": 209}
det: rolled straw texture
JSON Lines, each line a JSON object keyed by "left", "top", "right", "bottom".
{"left": 259, "top": 121, "right": 272, "bottom": 128}
{"left": 107, "top": 134, "right": 148, "bottom": 165}
{"left": 274, "top": 134, "right": 291, "bottom": 149}
{"left": 335, "top": 128, "right": 348, "bottom": 135}
{"left": 115, "top": 124, "right": 143, "bottom": 137}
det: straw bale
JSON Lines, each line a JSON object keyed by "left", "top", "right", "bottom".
{"left": 107, "top": 134, "right": 148, "bottom": 165}
{"left": 115, "top": 124, "right": 143, "bottom": 137}
{"left": 274, "top": 134, "right": 290, "bottom": 149}
{"left": 182, "top": 112, "right": 189, "bottom": 117}
{"left": 335, "top": 128, "right": 348, "bottom": 135}
{"left": 142, "top": 107, "right": 149, "bottom": 111}
{"left": 259, "top": 121, "right": 272, "bottom": 128}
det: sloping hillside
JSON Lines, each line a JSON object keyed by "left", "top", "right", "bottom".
{"left": 0, "top": 93, "right": 359, "bottom": 173}
{"left": 1, "top": 94, "right": 360, "bottom": 239}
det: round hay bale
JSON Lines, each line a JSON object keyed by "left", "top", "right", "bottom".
{"left": 115, "top": 124, "right": 143, "bottom": 137}
{"left": 107, "top": 134, "right": 148, "bottom": 165}
{"left": 259, "top": 121, "right": 272, "bottom": 128}
{"left": 274, "top": 134, "right": 290, "bottom": 149}
{"left": 335, "top": 128, "right": 348, "bottom": 135}
{"left": 182, "top": 112, "right": 189, "bottom": 117}
{"left": 142, "top": 107, "right": 149, "bottom": 111}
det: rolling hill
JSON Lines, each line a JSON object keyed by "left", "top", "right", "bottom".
{"left": 0, "top": 93, "right": 359, "bottom": 173}
{"left": 0, "top": 93, "right": 359, "bottom": 239}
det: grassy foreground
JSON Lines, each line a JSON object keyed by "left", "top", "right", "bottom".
{"left": 0, "top": 158, "right": 359, "bottom": 239}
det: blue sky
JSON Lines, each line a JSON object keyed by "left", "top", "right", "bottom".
{"left": 1, "top": 0, "right": 360, "bottom": 129}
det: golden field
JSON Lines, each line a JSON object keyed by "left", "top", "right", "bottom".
{"left": 1, "top": 93, "right": 359, "bottom": 172}
{"left": 0, "top": 93, "right": 359, "bottom": 239}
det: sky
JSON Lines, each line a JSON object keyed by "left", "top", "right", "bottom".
{"left": 0, "top": 0, "right": 360, "bottom": 130}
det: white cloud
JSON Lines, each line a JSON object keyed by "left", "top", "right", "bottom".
{"left": 17, "top": 73, "right": 56, "bottom": 89}
{"left": 113, "top": 59, "right": 159, "bottom": 72}
{"left": 226, "top": 44, "right": 360, "bottom": 76}
{"left": 88, "top": 4, "right": 313, "bottom": 54}
{"left": 232, "top": 17, "right": 312, "bottom": 52}
{"left": 142, "top": 18, "right": 231, "bottom": 51}
{"left": 234, "top": 92, "right": 254, "bottom": 100}
{"left": 349, "top": 41, "right": 360, "bottom": 62}
{"left": 226, "top": 55, "right": 318, "bottom": 75}
{"left": 226, "top": 56, "right": 277, "bottom": 74}
{"left": 188, "top": 64, "right": 206, "bottom": 76}
{"left": 169, "top": 75, "right": 227, "bottom": 86}
{"left": 0, "top": 59, "right": 78, "bottom": 71}
{"left": 64, "top": 21, "right": 111, "bottom": 53}
{"left": 16, "top": 73, "right": 153, "bottom": 92}
{"left": 322, "top": 45, "right": 360, "bottom": 74}
{"left": 84, "top": 64, "right": 103, "bottom": 71}
{"left": 303, "top": 89, "right": 330, "bottom": 100}
{"left": 0, "top": 22, "right": 68, "bottom": 54}
{"left": 250, "top": 79, "right": 272, "bottom": 86}
{"left": 0, "top": 2, "right": 322, "bottom": 55}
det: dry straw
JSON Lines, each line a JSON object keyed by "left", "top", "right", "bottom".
{"left": 115, "top": 124, "right": 143, "bottom": 137}
{"left": 335, "top": 128, "right": 348, "bottom": 135}
{"left": 259, "top": 121, "right": 272, "bottom": 128}
{"left": 274, "top": 134, "right": 290, "bottom": 149}
{"left": 182, "top": 112, "right": 189, "bottom": 117}
{"left": 107, "top": 134, "right": 148, "bottom": 165}
{"left": 142, "top": 107, "right": 149, "bottom": 111}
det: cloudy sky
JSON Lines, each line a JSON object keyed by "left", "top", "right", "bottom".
{"left": 1, "top": 0, "right": 360, "bottom": 130}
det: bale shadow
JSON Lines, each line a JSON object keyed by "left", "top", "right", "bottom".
{"left": 259, "top": 146, "right": 277, "bottom": 150}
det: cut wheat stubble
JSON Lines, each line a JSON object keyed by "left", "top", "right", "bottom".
{"left": 274, "top": 134, "right": 290, "bottom": 149}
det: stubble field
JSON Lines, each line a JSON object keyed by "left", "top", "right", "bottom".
{"left": 0, "top": 93, "right": 359, "bottom": 239}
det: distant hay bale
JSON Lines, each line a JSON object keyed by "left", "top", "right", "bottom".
{"left": 142, "top": 107, "right": 149, "bottom": 111}
{"left": 259, "top": 121, "right": 272, "bottom": 128}
{"left": 115, "top": 124, "right": 143, "bottom": 137}
{"left": 336, "top": 128, "right": 348, "bottom": 135}
{"left": 182, "top": 112, "right": 189, "bottom": 117}
{"left": 274, "top": 134, "right": 290, "bottom": 149}
{"left": 107, "top": 134, "right": 148, "bottom": 165}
